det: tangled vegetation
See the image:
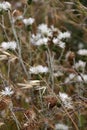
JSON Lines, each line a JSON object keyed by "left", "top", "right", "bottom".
{"left": 0, "top": 0, "right": 87, "bottom": 130}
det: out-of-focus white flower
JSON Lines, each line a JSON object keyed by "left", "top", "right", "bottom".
{"left": 2, "top": 1, "right": 11, "bottom": 10}
{"left": 29, "top": 65, "right": 48, "bottom": 74}
{"left": 31, "top": 33, "right": 41, "bottom": 45}
{"left": 53, "top": 38, "right": 59, "bottom": 44}
{"left": 13, "top": 15, "right": 23, "bottom": 23}
{"left": 53, "top": 38, "right": 65, "bottom": 48}
{"left": 30, "top": 24, "right": 52, "bottom": 46}
{"left": 58, "top": 41, "right": 65, "bottom": 48}
{"left": 31, "top": 33, "right": 48, "bottom": 46}
{"left": 0, "top": 1, "right": 11, "bottom": 11}
{"left": 59, "top": 92, "right": 73, "bottom": 109}
{"left": 53, "top": 71, "right": 63, "bottom": 77}
{"left": 65, "top": 73, "right": 87, "bottom": 83}
{"left": 38, "top": 24, "right": 52, "bottom": 37}
{"left": 1, "top": 87, "right": 14, "bottom": 96}
{"left": 77, "top": 74, "right": 87, "bottom": 82}
{"left": 1, "top": 42, "right": 9, "bottom": 50}
{"left": 65, "top": 74, "right": 75, "bottom": 83}
{"left": 77, "top": 49, "right": 87, "bottom": 56}
{"left": 1, "top": 41, "right": 17, "bottom": 50}
{"left": 50, "top": 25, "right": 58, "bottom": 32}
{"left": 53, "top": 31, "right": 70, "bottom": 48}
{"left": 35, "top": 37, "right": 48, "bottom": 46}
{"left": 12, "top": 9, "right": 23, "bottom": 23}
{"left": 74, "top": 60, "right": 86, "bottom": 70}
{"left": 58, "top": 31, "right": 71, "bottom": 40}
{"left": 55, "top": 123, "right": 69, "bottom": 130}
{"left": 78, "top": 42, "right": 84, "bottom": 49}
{"left": 16, "top": 15, "right": 23, "bottom": 20}
{"left": 31, "top": 24, "right": 70, "bottom": 48}
{"left": 23, "top": 17, "right": 35, "bottom": 26}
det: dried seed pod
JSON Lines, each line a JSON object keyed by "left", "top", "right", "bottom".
{"left": 0, "top": 96, "right": 13, "bottom": 118}
{"left": 12, "top": 10, "right": 23, "bottom": 28}
{"left": 24, "top": 109, "right": 36, "bottom": 121}
{"left": 24, "top": 108, "right": 38, "bottom": 125}
{"left": 23, "top": 108, "right": 38, "bottom": 130}
{"left": 0, "top": 96, "right": 12, "bottom": 111}
{"left": 66, "top": 51, "right": 75, "bottom": 66}
{"left": 12, "top": 10, "right": 22, "bottom": 17}
{"left": 44, "top": 96, "right": 57, "bottom": 108}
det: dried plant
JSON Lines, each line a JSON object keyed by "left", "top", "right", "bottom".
{"left": 0, "top": 0, "right": 87, "bottom": 130}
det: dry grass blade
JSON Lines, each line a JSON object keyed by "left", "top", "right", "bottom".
{"left": 0, "top": 55, "right": 8, "bottom": 60}
{"left": 0, "top": 48, "right": 11, "bottom": 56}
{"left": 17, "top": 80, "right": 41, "bottom": 89}
{"left": 0, "top": 122, "right": 5, "bottom": 127}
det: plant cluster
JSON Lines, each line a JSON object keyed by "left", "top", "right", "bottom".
{"left": 0, "top": 0, "right": 87, "bottom": 130}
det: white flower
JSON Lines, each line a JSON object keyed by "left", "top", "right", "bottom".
{"left": 2, "top": 1, "right": 11, "bottom": 10}
{"left": 65, "top": 73, "right": 87, "bottom": 83}
{"left": 53, "top": 31, "right": 70, "bottom": 48}
{"left": 59, "top": 92, "right": 73, "bottom": 109}
{"left": 58, "top": 41, "right": 65, "bottom": 48}
{"left": 78, "top": 42, "right": 84, "bottom": 49}
{"left": 31, "top": 33, "right": 41, "bottom": 43}
{"left": 38, "top": 24, "right": 52, "bottom": 37}
{"left": 53, "top": 38, "right": 65, "bottom": 48}
{"left": 53, "top": 38, "right": 59, "bottom": 44}
{"left": 58, "top": 31, "right": 71, "bottom": 40}
{"left": 13, "top": 15, "right": 23, "bottom": 23}
{"left": 1, "top": 87, "right": 14, "bottom": 96}
{"left": 1, "top": 42, "right": 9, "bottom": 50}
{"left": 65, "top": 74, "right": 75, "bottom": 83}
{"left": 35, "top": 37, "right": 48, "bottom": 46}
{"left": 0, "top": 1, "right": 11, "bottom": 11}
{"left": 23, "top": 17, "right": 35, "bottom": 26}
{"left": 77, "top": 49, "right": 87, "bottom": 56}
{"left": 1, "top": 41, "right": 17, "bottom": 50}
{"left": 50, "top": 25, "right": 58, "bottom": 32}
{"left": 77, "top": 74, "right": 87, "bottom": 82}
{"left": 29, "top": 65, "right": 48, "bottom": 74}
{"left": 53, "top": 71, "right": 63, "bottom": 77}
{"left": 16, "top": 15, "right": 23, "bottom": 20}
{"left": 30, "top": 33, "right": 49, "bottom": 46}
{"left": 55, "top": 123, "right": 69, "bottom": 130}
{"left": 74, "top": 60, "right": 86, "bottom": 70}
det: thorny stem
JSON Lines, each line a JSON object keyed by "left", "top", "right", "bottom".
{"left": 8, "top": 10, "right": 29, "bottom": 79}
{"left": 46, "top": 46, "right": 54, "bottom": 91}
{"left": 39, "top": 89, "right": 44, "bottom": 111}
{"left": 9, "top": 106, "right": 21, "bottom": 130}
{"left": 58, "top": 48, "right": 65, "bottom": 63}
{"left": 27, "top": 31, "right": 32, "bottom": 80}
{"left": 1, "top": 15, "right": 10, "bottom": 41}
{"left": 76, "top": 82, "right": 84, "bottom": 128}
{"left": 8, "top": 60, "right": 11, "bottom": 78}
